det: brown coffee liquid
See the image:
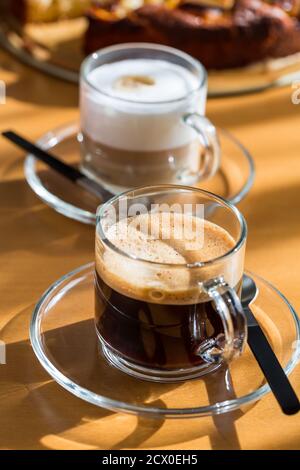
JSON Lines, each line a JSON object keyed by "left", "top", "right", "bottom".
{"left": 81, "top": 132, "right": 200, "bottom": 189}
{"left": 95, "top": 213, "right": 239, "bottom": 370}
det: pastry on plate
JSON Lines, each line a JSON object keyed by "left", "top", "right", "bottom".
{"left": 11, "top": 0, "right": 91, "bottom": 23}
{"left": 84, "top": 0, "right": 300, "bottom": 69}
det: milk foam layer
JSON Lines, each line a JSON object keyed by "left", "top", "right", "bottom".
{"left": 88, "top": 59, "right": 199, "bottom": 103}
{"left": 96, "top": 213, "right": 242, "bottom": 304}
{"left": 81, "top": 59, "right": 206, "bottom": 151}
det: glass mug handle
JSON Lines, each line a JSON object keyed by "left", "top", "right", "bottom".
{"left": 180, "top": 113, "right": 221, "bottom": 183}
{"left": 193, "top": 276, "right": 247, "bottom": 364}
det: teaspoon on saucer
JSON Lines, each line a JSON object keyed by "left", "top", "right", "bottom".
{"left": 2, "top": 130, "right": 114, "bottom": 202}
{"left": 242, "top": 274, "right": 300, "bottom": 415}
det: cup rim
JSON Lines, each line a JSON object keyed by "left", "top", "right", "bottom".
{"left": 96, "top": 185, "right": 247, "bottom": 269}
{"left": 81, "top": 42, "right": 207, "bottom": 106}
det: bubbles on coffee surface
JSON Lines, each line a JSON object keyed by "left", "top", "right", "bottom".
{"left": 96, "top": 212, "right": 236, "bottom": 304}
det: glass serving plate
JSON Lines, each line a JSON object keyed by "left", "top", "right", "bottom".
{"left": 30, "top": 263, "right": 300, "bottom": 419}
{"left": 24, "top": 122, "right": 255, "bottom": 225}
{"left": 1, "top": 13, "right": 300, "bottom": 97}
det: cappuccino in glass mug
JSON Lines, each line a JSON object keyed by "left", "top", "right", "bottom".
{"left": 80, "top": 44, "right": 220, "bottom": 193}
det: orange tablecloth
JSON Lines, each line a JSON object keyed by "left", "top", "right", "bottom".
{"left": 0, "top": 49, "right": 299, "bottom": 450}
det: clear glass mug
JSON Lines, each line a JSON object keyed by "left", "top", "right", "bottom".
{"left": 80, "top": 43, "right": 221, "bottom": 193}
{"left": 95, "top": 185, "right": 247, "bottom": 383}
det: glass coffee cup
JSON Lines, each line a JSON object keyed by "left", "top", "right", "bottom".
{"left": 80, "top": 43, "right": 220, "bottom": 194}
{"left": 95, "top": 185, "right": 247, "bottom": 382}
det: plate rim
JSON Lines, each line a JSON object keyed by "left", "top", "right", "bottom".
{"left": 29, "top": 262, "right": 300, "bottom": 419}
{"left": 1, "top": 22, "right": 300, "bottom": 97}
{"left": 24, "top": 122, "right": 255, "bottom": 225}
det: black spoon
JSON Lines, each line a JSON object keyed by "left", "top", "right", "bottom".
{"left": 2, "top": 130, "right": 114, "bottom": 202}
{"left": 242, "top": 274, "right": 300, "bottom": 415}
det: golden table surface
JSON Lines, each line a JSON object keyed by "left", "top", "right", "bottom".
{"left": 0, "top": 50, "right": 299, "bottom": 450}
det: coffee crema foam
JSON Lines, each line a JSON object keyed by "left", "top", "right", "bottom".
{"left": 88, "top": 59, "right": 198, "bottom": 103}
{"left": 96, "top": 213, "right": 237, "bottom": 304}
{"left": 81, "top": 58, "right": 205, "bottom": 152}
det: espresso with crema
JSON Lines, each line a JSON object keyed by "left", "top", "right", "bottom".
{"left": 95, "top": 212, "right": 240, "bottom": 371}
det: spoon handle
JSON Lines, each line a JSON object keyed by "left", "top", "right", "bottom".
{"left": 2, "top": 130, "right": 114, "bottom": 202}
{"left": 245, "top": 306, "right": 300, "bottom": 415}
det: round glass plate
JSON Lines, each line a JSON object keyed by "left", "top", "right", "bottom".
{"left": 1, "top": 11, "right": 300, "bottom": 97}
{"left": 30, "top": 263, "right": 300, "bottom": 419}
{"left": 1, "top": 15, "right": 300, "bottom": 97}
{"left": 24, "top": 122, "right": 255, "bottom": 225}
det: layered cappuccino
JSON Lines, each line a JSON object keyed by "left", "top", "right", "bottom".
{"left": 95, "top": 212, "right": 241, "bottom": 374}
{"left": 80, "top": 44, "right": 220, "bottom": 192}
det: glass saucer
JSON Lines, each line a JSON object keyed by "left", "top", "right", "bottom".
{"left": 30, "top": 263, "right": 300, "bottom": 419}
{"left": 24, "top": 123, "right": 255, "bottom": 225}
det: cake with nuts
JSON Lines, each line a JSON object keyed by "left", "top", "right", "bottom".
{"left": 10, "top": 0, "right": 91, "bottom": 23}
{"left": 85, "top": 0, "right": 300, "bottom": 69}
{"left": 9, "top": 0, "right": 300, "bottom": 69}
